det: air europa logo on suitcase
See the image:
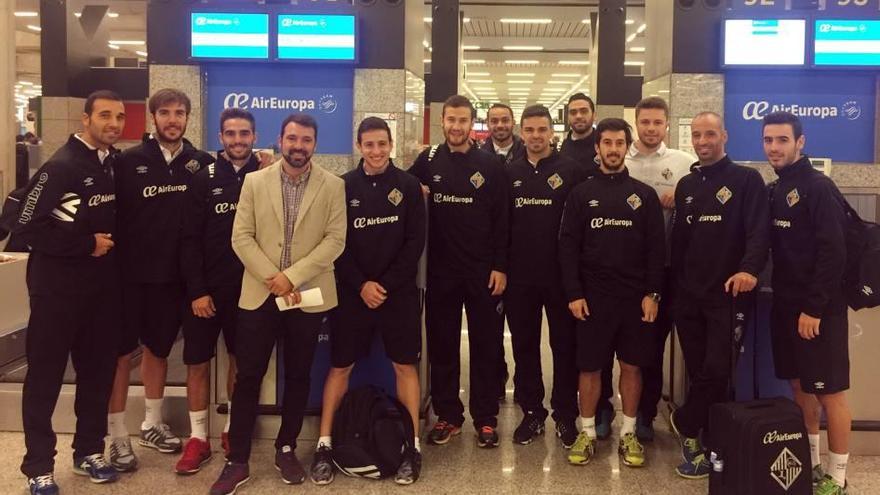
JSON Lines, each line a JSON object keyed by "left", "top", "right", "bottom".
{"left": 763, "top": 430, "right": 804, "bottom": 445}
{"left": 770, "top": 447, "right": 803, "bottom": 491}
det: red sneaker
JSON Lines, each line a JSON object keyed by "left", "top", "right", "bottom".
{"left": 221, "top": 433, "right": 230, "bottom": 459}
{"left": 175, "top": 438, "right": 213, "bottom": 475}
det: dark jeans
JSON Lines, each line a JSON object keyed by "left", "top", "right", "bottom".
{"left": 228, "top": 297, "right": 324, "bottom": 463}
{"left": 426, "top": 277, "right": 503, "bottom": 428}
{"left": 505, "top": 283, "right": 578, "bottom": 423}
{"left": 674, "top": 292, "right": 750, "bottom": 438}
{"left": 21, "top": 292, "right": 120, "bottom": 478}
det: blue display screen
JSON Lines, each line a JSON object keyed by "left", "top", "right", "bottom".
{"left": 814, "top": 20, "right": 880, "bottom": 67}
{"left": 191, "top": 13, "right": 269, "bottom": 59}
{"left": 276, "top": 14, "right": 356, "bottom": 61}
{"left": 723, "top": 19, "right": 806, "bottom": 66}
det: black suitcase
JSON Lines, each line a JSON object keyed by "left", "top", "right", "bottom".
{"left": 707, "top": 398, "right": 811, "bottom": 495}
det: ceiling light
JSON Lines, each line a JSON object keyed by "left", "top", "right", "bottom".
{"left": 468, "top": 79, "right": 493, "bottom": 83}
{"left": 464, "top": 18, "right": 471, "bottom": 23}
{"left": 464, "top": 59, "right": 485, "bottom": 64}
{"left": 581, "top": 19, "right": 590, "bottom": 24}
{"left": 505, "top": 60, "right": 539, "bottom": 64}
{"left": 108, "top": 40, "right": 145, "bottom": 45}
{"left": 423, "top": 58, "right": 431, "bottom": 63}
{"left": 658, "top": 90, "right": 670, "bottom": 93}
{"left": 626, "top": 19, "right": 635, "bottom": 25}
{"left": 551, "top": 73, "right": 580, "bottom": 77}
{"left": 559, "top": 60, "right": 590, "bottom": 65}
{"left": 463, "top": 45, "right": 480, "bottom": 50}
{"left": 624, "top": 61, "right": 645, "bottom": 66}
{"left": 107, "top": 12, "right": 119, "bottom": 18}
{"left": 27, "top": 25, "right": 41, "bottom": 32}
{"left": 108, "top": 44, "right": 120, "bottom": 50}
{"left": 503, "top": 46, "right": 543, "bottom": 51}
{"left": 424, "top": 17, "right": 432, "bottom": 22}
{"left": 469, "top": 71, "right": 489, "bottom": 76}
{"left": 547, "top": 81, "right": 574, "bottom": 85}
{"left": 422, "top": 40, "right": 429, "bottom": 48}
{"left": 626, "top": 33, "right": 637, "bottom": 43}
{"left": 637, "top": 23, "right": 647, "bottom": 34}
{"left": 507, "top": 80, "right": 533, "bottom": 84}
{"left": 500, "top": 18, "right": 552, "bottom": 24}
{"left": 18, "top": 81, "right": 33, "bottom": 86}
{"left": 136, "top": 51, "right": 148, "bottom": 57}
{"left": 473, "top": 87, "right": 495, "bottom": 91}
{"left": 506, "top": 72, "right": 535, "bottom": 76}
{"left": 630, "top": 47, "right": 646, "bottom": 52}
{"left": 14, "top": 12, "right": 39, "bottom": 17}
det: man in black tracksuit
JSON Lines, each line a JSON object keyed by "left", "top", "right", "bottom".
{"left": 559, "top": 118, "right": 665, "bottom": 467}
{"left": 175, "top": 108, "right": 260, "bottom": 473}
{"left": 481, "top": 103, "right": 526, "bottom": 166}
{"left": 669, "top": 112, "right": 769, "bottom": 480}
{"left": 504, "top": 105, "right": 590, "bottom": 448}
{"left": 107, "top": 89, "right": 215, "bottom": 471}
{"left": 408, "top": 95, "right": 509, "bottom": 448}
{"left": 764, "top": 112, "right": 851, "bottom": 492}
{"left": 15, "top": 91, "right": 126, "bottom": 493}
{"left": 558, "top": 93, "right": 598, "bottom": 173}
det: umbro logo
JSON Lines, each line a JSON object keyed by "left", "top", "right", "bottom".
{"left": 136, "top": 165, "right": 148, "bottom": 174}
{"left": 814, "top": 382, "right": 825, "bottom": 390}
{"left": 432, "top": 175, "right": 442, "bottom": 183}
{"left": 588, "top": 199, "right": 599, "bottom": 207}
{"left": 513, "top": 180, "right": 522, "bottom": 188}
{"left": 212, "top": 188, "right": 223, "bottom": 196}
{"left": 349, "top": 199, "right": 360, "bottom": 207}
{"left": 685, "top": 196, "right": 693, "bottom": 204}
{"left": 863, "top": 285, "right": 874, "bottom": 296}
{"left": 83, "top": 177, "right": 94, "bottom": 187}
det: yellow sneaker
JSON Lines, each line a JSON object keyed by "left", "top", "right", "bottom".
{"left": 618, "top": 432, "right": 646, "bottom": 467}
{"left": 568, "top": 431, "right": 596, "bottom": 466}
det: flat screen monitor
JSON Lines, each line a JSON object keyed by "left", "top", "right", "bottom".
{"left": 723, "top": 19, "right": 807, "bottom": 67}
{"left": 190, "top": 12, "right": 269, "bottom": 60}
{"left": 814, "top": 19, "right": 880, "bottom": 67}
{"left": 276, "top": 14, "right": 357, "bottom": 62}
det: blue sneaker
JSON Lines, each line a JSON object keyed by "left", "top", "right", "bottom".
{"left": 596, "top": 408, "right": 615, "bottom": 440}
{"left": 636, "top": 413, "right": 655, "bottom": 443}
{"left": 73, "top": 453, "right": 119, "bottom": 483}
{"left": 675, "top": 437, "right": 711, "bottom": 479}
{"left": 27, "top": 473, "right": 59, "bottom": 495}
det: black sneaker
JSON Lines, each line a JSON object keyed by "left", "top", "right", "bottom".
{"left": 477, "top": 426, "right": 499, "bottom": 448}
{"left": 555, "top": 419, "right": 578, "bottom": 449}
{"left": 513, "top": 411, "right": 545, "bottom": 445}
{"left": 427, "top": 420, "right": 461, "bottom": 445}
{"left": 209, "top": 462, "right": 249, "bottom": 495}
{"left": 275, "top": 445, "right": 306, "bottom": 485}
{"left": 309, "top": 445, "right": 335, "bottom": 485}
{"left": 394, "top": 448, "right": 422, "bottom": 485}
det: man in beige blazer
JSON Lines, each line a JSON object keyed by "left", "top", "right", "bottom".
{"left": 210, "top": 113, "right": 346, "bottom": 495}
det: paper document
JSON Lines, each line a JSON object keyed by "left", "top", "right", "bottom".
{"left": 275, "top": 287, "right": 324, "bottom": 311}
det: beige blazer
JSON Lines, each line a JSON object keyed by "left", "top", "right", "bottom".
{"left": 232, "top": 159, "right": 346, "bottom": 312}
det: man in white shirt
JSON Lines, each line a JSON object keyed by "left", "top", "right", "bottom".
{"left": 624, "top": 96, "right": 695, "bottom": 442}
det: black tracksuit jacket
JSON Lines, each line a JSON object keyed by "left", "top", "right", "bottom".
{"left": 558, "top": 168, "right": 666, "bottom": 301}
{"left": 335, "top": 160, "right": 426, "bottom": 295}
{"left": 408, "top": 143, "right": 509, "bottom": 279}
{"left": 558, "top": 130, "right": 598, "bottom": 172}
{"left": 506, "top": 151, "right": 591, "bottom": 287}
{"left": 113, "top": 135, "right": 215, "bottom": 284}
{"left": 180, "top": 153, "right": 259, "bottom": 301}
{"left": 481, "top": 136, "right": 526, "bottom": 166}
{"left": 12, "top": 135, "right": 119, "bottom": 296}
{"left": 770, "top": 156, "right": 848, "bottom": 317}
{"left": 671, "top": 155, "right": 770, "bottom": 301}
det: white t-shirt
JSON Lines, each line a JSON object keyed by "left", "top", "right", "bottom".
{"left": 626, "top": 141, "right": 695, "bottom": 233}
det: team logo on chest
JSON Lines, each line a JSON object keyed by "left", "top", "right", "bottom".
{"left": 716, "top": 186, "right": 733, "bottom": 205}
{"left": 661, "top": 168, "right": 673, "bottom": 181}
{"left": 184, "top": 159, "right": 200, "bottom": 174}
{"left": 83, "top": 177, "right": 94, "bottom": 187}
{"left": 388, "top": 188, "right": 403, "bottom": 206}
{"left": 470, "top": 171, "right": 485, "bottom": 189}
{"left": 212, "top": 187, "right": 224, "bottom": 196}
{"left": 786, "top": 188, "right": 800, "bottom": 208}
{"left": 136, "top": 165, "right": 148, "bottom": 175}
{"left": 547, "top": 173, "right": 564, "bottom": 190}
{"left": 627, "top": 193, "right": 642, "bottom": 211}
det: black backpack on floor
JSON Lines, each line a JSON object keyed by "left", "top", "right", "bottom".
{"left": 331, "top": 385, "right": 413, "bottom": 479}
{"left": 840, "top": 201, "right": 880, "bottom": 310}
{"left": 707, "top": 398, "right": 811, "bottom": 495}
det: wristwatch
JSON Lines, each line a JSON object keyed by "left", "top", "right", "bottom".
{"left": 648, "top": 292, "right": 662, "bottom": 303}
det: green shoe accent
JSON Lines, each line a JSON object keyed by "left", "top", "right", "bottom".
{"left": 618, "top": 433, "right": 645, "bottom": 468}
{"left": 814, "top": 475, "right": 847, "bottom": 495}
{"left": 568, "top": 431, "right": 596, "bottom": 466}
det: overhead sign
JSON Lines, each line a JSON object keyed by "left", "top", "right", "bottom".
{"left": 724, "top": 72, "right": 876, "bottom": 163}
{"left": 205, "top": 64, "right": 353, "bottom": 154}
{"left": 814, "top": 19, "right": 880, "bottom": 66}
{"left": 723, "top": 19, "right": 807, "bottom": 66}
{"left": 190, "top": 12, "right": 269, "bottom": 60}
{"left": 276, "top": 14, "right": 357, "bottom": 62}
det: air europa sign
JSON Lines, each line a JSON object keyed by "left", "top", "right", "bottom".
{"left": 724, "top": 72, "right": 876, "bottom": 163}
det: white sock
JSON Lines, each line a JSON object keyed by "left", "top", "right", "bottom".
{"left": 580, "top": 416, "right": 596, "bottom": 439}
{"left": 317, "top": 436, "right": 332, "bottom": 450}
{"left": 809, "top": 434, "right": 821, "bottom": 468}
{"left": 828, "top": 451, "right": 849, "bottom": 487}
{"left": 189, "top": 410, "right": 208, "bottom": 441}
{"left": 142, "top": 398, "right": 163, "bottom": 430}
{"left": 621, "top": 414, "right": 637, "bottom": 437}
{"left": 413, "top": 437, "right": 421, "bottom": 452}
{"left": 108, "top": 412, "right": 127, "bottom": 439}
{"left": 224, "top": 401, "right": 231, "bottom": 433}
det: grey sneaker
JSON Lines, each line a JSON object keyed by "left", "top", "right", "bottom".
{"left": 309, "top": 445, "right": 334, "bottom": 485}
{"left": 813, "top": 465, "right": 827, "bottom": 485}
{"left": 108, "top": 437, "right": 138, "bottom": 472}
{"left": 139, "top": 423, "right": 182, "bottom": 453}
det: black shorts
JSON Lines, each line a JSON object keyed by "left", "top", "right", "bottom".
{"left": 576, "top": 293, "right": 655, "bottom": 372}
{"left": 329, "top": 287, "right": 421, "bottom": 368}
{"left": 770, "top": 300, "right": 850, "bottom": 395}
{"left": 120, "top": 282, "right": 185, "bottom": 358}
{"left": 182, "top": 285, "right": 241, "bottom": 365}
